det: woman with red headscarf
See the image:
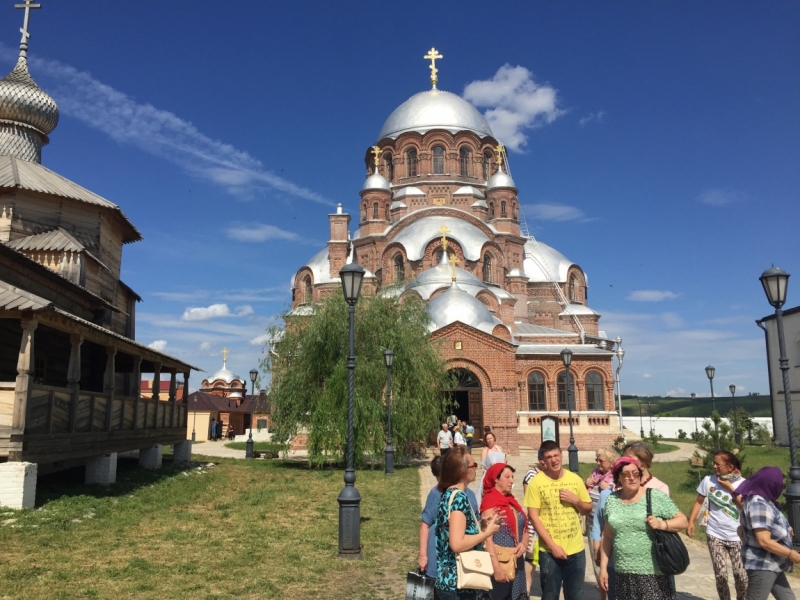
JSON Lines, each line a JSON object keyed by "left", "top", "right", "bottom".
{"left": 480, "top": 462, "right": 529, "bottom": 600}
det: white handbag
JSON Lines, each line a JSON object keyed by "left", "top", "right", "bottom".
{"left": 447, "top": 491, "right": 494, "bottom": 591}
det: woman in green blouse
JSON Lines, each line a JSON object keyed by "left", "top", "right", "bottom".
{"left": 599, "top": 457, "right": 688, "bottom": 600}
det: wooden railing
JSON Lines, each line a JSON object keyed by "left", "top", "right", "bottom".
{"left": 25, "top": 384, "right": 187, "bottom": 436}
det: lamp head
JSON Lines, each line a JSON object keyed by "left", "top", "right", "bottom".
{"left": 249, "top": 368, "right": 258, "bottom": 384}
{"left": 560, "top": 348, "right": 573, "bottom": 368}
{"left": 705, "top": 365, "right": 715, "bottom": 380}
{"left": 691, "top": 392, "right": 696, "bottom": 400}
{"left": 383, "top": 348, "right": 394, "bottom": 368}
{"left": 729, "top": 384, "right": 735, "bottom": 395}
{"left": 759, "top": 266, "right": 790, "bottom": 309}
{"left": 340, "top": 262, "right": 366, "bottom": 305}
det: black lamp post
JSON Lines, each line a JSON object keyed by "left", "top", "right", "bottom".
{"left": 706, "top": 365, "right": 718, "bottom": 450}
{"left": 383, "top": 349, "right": 394, "bottom": 476}
{"left": 760, "top": 266, "right": 800, "bottom": 549}
{"left": 246, "top": 368, "right": 257, "bottom": 459}
{"left": 638, "top": 397, "right": 644, "bottom": 439}
{"left": 691, "top": 392, "right": 698, "bottom": 437}
{"left": 730, "top": 384, "right": 740, "bottom": 445}
{"left": 338, "top": 262, "right": 365, "bottom": 558}
{"left": 191, "top": 393, "right": 197, "bottom": 442}
{"left": 560, "top": 348, "right": 579, "bottom": 473}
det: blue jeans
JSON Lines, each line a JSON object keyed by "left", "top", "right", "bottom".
{"left": 539, "top": 550, "right": 586, "bottom": 600}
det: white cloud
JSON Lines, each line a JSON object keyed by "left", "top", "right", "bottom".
{"left": 226, "top": 223, "right": 304, "bottom": 243}
{"left": 665, "top": 387, "right": 686, "bottom": 397}
{"left": 579, "top": 111, "right": 605, "bottom": 126}
{"left": 0, "top": 45, "right": 333, "bottom": 206}
{"left": 524, "top": 203, "right": 590, "bottom": 222}
{"left": 180, "top": 303, "right": 253, "bottom": 321}
{"left": 698, "top": 189, "right": 747, "bottom": 206}
{"left": 643, "top": 373, "right": 653, "bottom": 379}
{"left": 627, "top": 290, "right": 680, "bottom": 302}
{"left": 250, "top": 333, "right": 272, "bottom": 346}
{"left": 199, "top": 342, "right": 212, "bottom": 351}
{"left": 463, "top": 65, "right": 565, "bottom": 152}
{"left": 148, "top": 340, "right": 168, "bottom": 351}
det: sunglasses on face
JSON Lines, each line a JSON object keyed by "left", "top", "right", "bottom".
{"left": 619, "top": 471, "right": 640, "bottom": 480}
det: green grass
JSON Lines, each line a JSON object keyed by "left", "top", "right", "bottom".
{"left": 224, "top": 442, "right": 288, "bottom": 452}
{"left": 651, "top": 443, "right": 679, "bottom": 454}
{"left": 0, "top": 455, "right": 419, "bottom": 599}
{"left": 622, "top": 394, "right": 772, "bottom": 418}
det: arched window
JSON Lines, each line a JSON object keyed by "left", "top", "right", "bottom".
{"left": 433, "top": 146, "right": 444, "bottom": 174}
{"left": 361, "top": 203, "right": 367, "bottom": 221}
{"left": 384, "top": 204, "right": 390, "bottom": 221}
{"left": 557, "top": 372, "right": 574, "bottom": 411}
{"left": 372, "top": 203, "right": 379, "bottom": 219}
{"left": 528, "top": 372, "right": 546, "bottom": 410}
{"left": 513, "top": 202, "right": 518, "bottom": 219}
{"left": 435, "top": 249, "right": 444, "bottom": 264}
{"left": 489, "top": 202, "right": 495, "bottom": 217}
{"left": 406, "top": 148, "right": 418, "bottom": 177}
{"left": 303, "top": 277, "right": 312, "bottom": 304}
{"left": 501, "top": 201, "right": 507, "bottom": 217}
{"left": 569, "top": 275, "right": 576, "bottom": 301}
{"left": 394, "top": 255, "right": 405, "bottom": 282}
{"left": 384, "top": 154, "right": 393, "bottom": 181}
{"left": 482, "top": 253, "right": 492, "bottom": 283}
{"left": 586, "top": 372, "right": 604, "bottom": 411}
{"left": 483, "top": 151, "right": 492, "bottom": 180}
{"left": 459, "top": 147, "right": 471, "bottom": 177}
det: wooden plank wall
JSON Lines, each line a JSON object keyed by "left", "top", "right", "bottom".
{"left": 0, "top": 385, "right": 14, "bottom": 428}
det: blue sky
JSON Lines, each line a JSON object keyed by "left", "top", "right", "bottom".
{"left": 3, "top": 2, "right": 798, "bottom": 397}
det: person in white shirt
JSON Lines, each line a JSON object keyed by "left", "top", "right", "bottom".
{"left": 452, "top": 425, "right": 466, "bottom": 447}
{"left": 436, "top": 423, "right": 453, "bottom": 456}
{"left": 687, "top": 450, "right": 748, "bottom": 600}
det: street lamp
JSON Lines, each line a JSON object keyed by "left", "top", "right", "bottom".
{"left": 706, "top": 365, "right": 718, "bottom": 450}
{"left": 759, "top": 266, "right": 800, "bottom": 549}
{"left": 383, "top": 349, "right": 394, "bottom": 476}
{"left": 338, "top": 262, "right": 365, "bottom": 559}
{"left": 637, "top": 397, "right": 644, "bottom": 439}
{"left": 246, "top": 368, "right": 257, "bottom": 459}
{"left": 730, "top": 384, "right": 740, "bottom": 445}
{"left": 192, "top": 393, "right": 197, "bottom": 442}
{"left": 560, "top": 348, "right": 579, "bottom": 473}
{"left": 615, "top": 337, "right": 625, "bottom": 439}
{"left": 691, "top": 392, "right": 698, "bottom": 437}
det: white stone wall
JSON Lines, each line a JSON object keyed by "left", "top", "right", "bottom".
{"left": 85, "top": 453, "right": 117, "bottom": 485}
{"left": 0, "top": 462, "right": 37, "bottom": 509}
{"left": 621, "top": 416, "right": 773, "bottom": 439}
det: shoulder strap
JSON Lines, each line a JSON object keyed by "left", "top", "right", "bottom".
{"left": 646, "top": 487, "right": 653, "bottom": 516}
{"left": 447, "top": 489, "right": 479, "bottom": 525}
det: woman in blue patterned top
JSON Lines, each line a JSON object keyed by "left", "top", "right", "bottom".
{"left": 436, "top": 446, "right": 503, "bottom": 600}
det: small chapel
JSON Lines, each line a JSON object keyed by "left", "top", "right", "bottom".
{"left": 290, "top": 49, "right": 622, "bottom": 454}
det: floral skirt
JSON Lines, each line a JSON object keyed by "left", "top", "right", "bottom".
{"left": 615, "top": 572, "right": 674, "bottom": 600}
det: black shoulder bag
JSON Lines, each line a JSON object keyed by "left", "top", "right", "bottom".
{"left": 647, "top": 488, "right": 690, "bottom": 575}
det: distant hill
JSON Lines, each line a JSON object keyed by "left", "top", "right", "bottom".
{"left": 620, "top": 394, "right": 772, "bottom": 418}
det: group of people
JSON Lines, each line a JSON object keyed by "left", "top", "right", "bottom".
{"left": 420, "top": 436, "right": 799, "bottom": 600}
{"left": 437, "top": 420, "right": 480, "bottom": 455}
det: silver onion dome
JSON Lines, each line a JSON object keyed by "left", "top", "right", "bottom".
{"left": 378, "top": 89, "right": 493, "bottom": 140}
{"left": 361, "top": 170, "right": 391, "bottom": 192}
{"left": 487, "top": 166, "right": 516, "bottom": 190}
{"left": 425, "top": 281, "right": 504, "bottom": 335}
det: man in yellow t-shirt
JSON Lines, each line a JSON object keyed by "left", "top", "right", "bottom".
{"left": 523, "top": 440, "right": 592, "bottom": 600}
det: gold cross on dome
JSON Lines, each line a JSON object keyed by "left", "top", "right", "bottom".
{"left": 424, "top": 47, "right": 443, "bottom": 88}
{"left": 448, "top": 255, "right": 458, "bottom": 281}
{"left": 371, "top": 146, "right": 381, "bottom": 171}
{"left": 494, "top": 143, "right": 505, "bottom": 166}
{"left": 15, "top": 0, "right": 41, "bottom": 58}
{"left": 438, "top": 225, "right": 450, "bottom": 252}
{"left": 222, "top": 347, "right": 229, "bottom": 365}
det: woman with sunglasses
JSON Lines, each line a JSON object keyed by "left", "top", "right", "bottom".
{"left": 436, "top": 446, "right": 503, "bottom": 600}
{"left": 599, "top": 457, "right": 687, "bottom": 600}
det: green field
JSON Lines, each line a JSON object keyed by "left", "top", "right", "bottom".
{"left": 621, "top": 394, "right": 772, "bottom": 418}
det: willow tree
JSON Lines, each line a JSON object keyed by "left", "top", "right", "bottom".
{"left": 262, "top": 292, "right": 451, "bottom": 467}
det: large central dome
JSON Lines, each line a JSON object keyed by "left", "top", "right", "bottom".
{"left": 378, "top": 89, "right": 493, "bottom": 140}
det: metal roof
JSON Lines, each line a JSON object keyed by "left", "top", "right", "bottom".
{"left": 389, "top": 214, "right": 492, "bottom": 261}
{"left": 515, "top": 344, "right": 615, "bottom": 356}
{"left": 0, "top": 279, "right": 51, "bottom": 310}
{"left": 0, "top": 155, "right": 142, "bottom": 243}
{"left": 513, "top": 322, "right": 580, "bottom": 337}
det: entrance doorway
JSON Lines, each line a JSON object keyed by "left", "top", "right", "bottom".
{"left": 443, "top": 369, "right": 483, "bottom": 446}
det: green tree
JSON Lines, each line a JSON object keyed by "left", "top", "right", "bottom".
{"left": 262, "top": 292, "right": 452, "bottom": 467}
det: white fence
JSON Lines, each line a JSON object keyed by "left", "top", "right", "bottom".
{"left": 621, "top": 416, "right": 773, "bottom": 440}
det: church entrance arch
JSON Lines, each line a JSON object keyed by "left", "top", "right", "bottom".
{"left": 444, "top": 368, "right": 483, "bottom": 446}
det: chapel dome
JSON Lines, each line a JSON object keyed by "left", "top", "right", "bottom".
{"left": 361, "top": 170, "right": 391, "bottom": 192}
{"left": 405, "top": 251, "right": 488, "bottom": 300}
{"left": 487, "top": 167, "right": 516, "bottom": 190}
{"left": 378, "top": 89, "right": 493, "bottom": 140}
{"left": 426, "top": 281, "right": 504, "bottom": 335}
{"left": 204, "top": 364, "right": 243, "bottom": 385}
{"left": 0, "top": 58, "right": 59, "bottom": 137}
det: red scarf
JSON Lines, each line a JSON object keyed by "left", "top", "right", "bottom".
{"left": 479, "top": 462, "right": 526, "bottom": 543}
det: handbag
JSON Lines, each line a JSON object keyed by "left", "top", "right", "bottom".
{"left": 447, "top": 491, "right": 494, "bottom": 591}
{"left": 405, "top": 568, "right": 435, "bottom": 600}
{"left": 646, "top": 488, "right": 690, "bottom": 575}
{"left": 495, "top": 544, "right": 517, "bottom": 581}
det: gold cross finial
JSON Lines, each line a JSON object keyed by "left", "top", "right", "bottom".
{"left": 438, "top": 224, "right": 450, "bottom": 252}
{"left": 494, "top": 143, "right": 505, "bottom": 167}
{"left": 222, "top": 347, "right": 229, "bottom": 365}
{"left": 424, "top": 47, "right": 443, "bottom": 88}
{"left": 15, "top": 0, "right": 41, "bottom": 59}
{"left": 448, "top": 255, "right": 458, "bottom": 281}
{"left": 371, "top": 146, "right": 381, "bottom": 172}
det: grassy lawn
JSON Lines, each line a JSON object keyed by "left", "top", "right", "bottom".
{"left": 0, "top": 454, "right": 420, "bottom": 599}
{"left": 224, "top": 442, "right": 287, "bottom": 452}
{"left": 652, "top": 442, "right": 679, "bottom": 454}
